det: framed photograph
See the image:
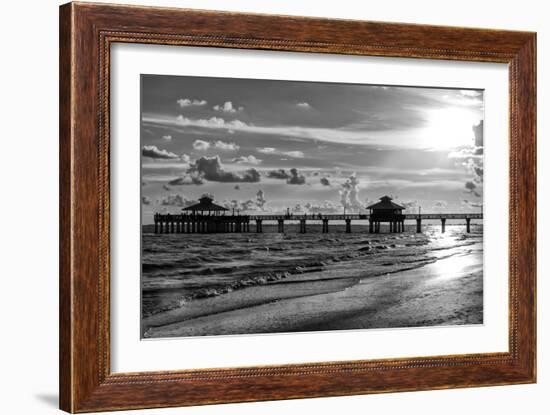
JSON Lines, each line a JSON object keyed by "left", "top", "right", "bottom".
{"left": 59, "top": 2, "right": 536, "bottom": 412}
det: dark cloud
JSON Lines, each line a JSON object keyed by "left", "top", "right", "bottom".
{"left": 266, "top": 168, "right": 305, "bottom": 184}
{"left": 449, "top": 120, "right": 483, "bottom": 199}
{"left": 465, "top": 181, "right": 481, "bottom": 197}
{"left": 287, "top": 168, "right": 306, "bottom": 185}
{"left": 267, "top": 169, "right": 290, "bottom": 179}
{"left": 473, "top": 120, "right": 483, "bottom": 149}
{"left": 320, "top": 177, "right": 331, "bottom": 186}
{"left": 142, "top": 145, "right": 179, "bottom": 159}
{"left": 188, "top": 156, "right": 260, "bottom": 183}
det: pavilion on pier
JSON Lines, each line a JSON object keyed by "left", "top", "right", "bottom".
{"left": 366, "top": 195, "right": 405, "bottom": 233}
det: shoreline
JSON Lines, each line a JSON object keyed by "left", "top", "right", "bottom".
{"left": 143, "top": 241, "right": 482, "bottom": 338}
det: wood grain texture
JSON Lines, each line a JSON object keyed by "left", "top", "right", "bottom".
{"left": 59, "top": 2, "right": 537, "bottom": 412}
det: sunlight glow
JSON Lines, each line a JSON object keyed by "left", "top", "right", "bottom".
{"left": 421, "top": 108, "right": 481, "bottom": 150}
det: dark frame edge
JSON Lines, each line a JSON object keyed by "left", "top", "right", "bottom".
{"left": 59, "top": 2, "right": 74, "bottom": 413}
{"left": 516, "top": 32, "right": 537, "bottom": 384}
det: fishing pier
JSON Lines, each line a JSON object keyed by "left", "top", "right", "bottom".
{"left": 153, "top": 196, "right": 482, "bottom": 235}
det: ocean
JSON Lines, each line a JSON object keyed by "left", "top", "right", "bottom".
{"left": 141, "top": 223, "right": 483, "bottom": 338}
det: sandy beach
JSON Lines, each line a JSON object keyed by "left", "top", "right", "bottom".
{"left": 142, "top": 225, "right": 483, "bottom": 338}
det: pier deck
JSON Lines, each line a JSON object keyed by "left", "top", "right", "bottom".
{"left": 153, "top": 213, "right": 482, "bottom": 234}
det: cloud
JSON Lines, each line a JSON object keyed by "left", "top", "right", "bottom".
{"left": 168, "top": 174, "right": 204, "bottom": 186}
{"left": 144, "top": 114, "right": 389, "bottom": 147}
{"left": 296, "top": 102, "right": 311, "bottom": 108}
{"left": 320, "top": 177, "right": 331, "bottom": 186}
{"left": 339, "top": 174, "right": 363, "bottom": 212}
{"left": 257, "top": 147, "right": 305, "bottom": 158}
{"left": 160, "top": 194, "right": 196, "bottom": 207}
{"left": 214, "top": 140, "right": 240, "bottom": 151}
{"left": 191, "top": 139, "right": 240, "bottom": 152}
{"left": 400, "top": 200, "right": 419, "bottom": 210}
{"left": 142, "top": 145, "right": 179, "bottom": 159}
{"left": 432, "top": 200, "right": 448, "bottom": 210}
{"left": 144, "top": 111, "right": 462, "bottom": 149}
{"left": 255, "top": 190, "right": 267, "bottom": 210}
{"left": 162, "top": 135, "right": 172, "bottom": 141}
{"left": 460, "top": 90, "right": 482, "bottom": 97}
{"left": 287, "top": 168, "right": 306, "bottom": 185}
{"left": 448, "top": 120, "right": 483, "bottom": 198}
{"left": 465, "top": 180, "right": 481, "bottom": 197}
{"left": 222, "top": 192, "right": 269, "bottom": 213}
{"left": 473, "top": 120, "right": 483, "bottom": 150}
{"left": 188, "top": 156, "right": 261, "bottom": 183}
{"left": 232, "top": 155, "right": 262, "bottom": 165}
{"left": 176, "top": 115, "right": 247, "bottom": 130}
{"left": 266, "top": 169, "right": 290, "bottom": 179}
{"left": 141, "top": 196, "right": 151, "bottom": 205}
{"left": 266, "top": 168, "right": 305, "bottom": 184}
{"left": 462, "top": 199, "right": 483, "bottom": 208}
{"left": 303, "top": 200, "right": 341, "bottom": 214}
{"left": 177, "top": 98, "right": 207, "bottom": 107}
{"left": 292, "top": 203, "right": 305, "bottom": 213}
{"left": 213, "top": 101, "right": 243, "bottom": 113}
{"left": 181, "top": 154, "right": 191, "bottom": 163}
{"left": 193, "top": 140, "right": 210, "bottom": 151}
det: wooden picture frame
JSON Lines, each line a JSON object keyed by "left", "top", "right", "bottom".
{"left": 59, "top": 2, "right": 536, "bottom": 412}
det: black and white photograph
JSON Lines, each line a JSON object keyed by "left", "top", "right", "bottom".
{"left": 140, "top": 75, "right": 484, "bottom": 339}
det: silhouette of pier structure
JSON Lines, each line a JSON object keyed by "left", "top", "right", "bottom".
{"left": 153, "top": 196, "right": 482, "bottom": 235}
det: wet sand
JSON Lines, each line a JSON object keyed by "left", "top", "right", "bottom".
{"left": 143, "top": 236, "right": 483, "bottom": 338}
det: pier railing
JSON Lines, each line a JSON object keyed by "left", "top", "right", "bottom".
{"left": 153, "top": 212, "right": 482, "bottom": 234}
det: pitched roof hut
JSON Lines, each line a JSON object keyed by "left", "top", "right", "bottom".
{"left": 367, "top": 195, "right": 405, "bottom": 215}
{"left": 367, "top": 195, "right": 405, "bottom": 233}
{"left": 182, "top": 196, "right": 228, "bottom": 215}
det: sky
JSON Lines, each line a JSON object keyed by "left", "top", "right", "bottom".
{"left": 140, "top": 75, "right": 484, "bottom": 224}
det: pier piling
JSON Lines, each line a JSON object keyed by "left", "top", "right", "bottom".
{"left": 322, "top": 219, "right": 329, "bottom": 233}
{"left": 466, "top": 218, "right": 471, "bottom": 233}
{"left": 441, "top": 218, "right": 446, "bottom": 233}
{"left": 345, "top": 219, "right": 352, "bottom": 233}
